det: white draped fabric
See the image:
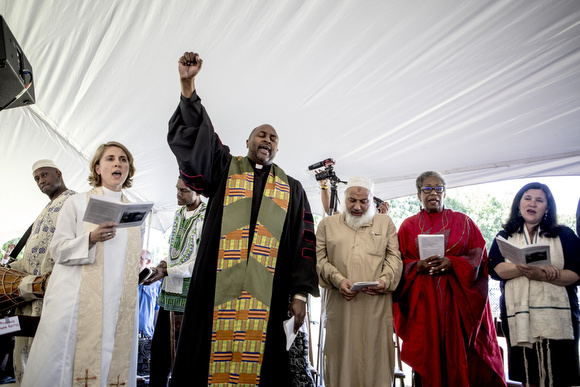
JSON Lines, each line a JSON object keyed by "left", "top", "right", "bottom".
{"left": 22, "top": 189, "right": 140, "bottom": 387}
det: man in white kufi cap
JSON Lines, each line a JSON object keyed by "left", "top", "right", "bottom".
{"left": 318, "top": 174, "right": 390, "bottom": 216}
{"left": 316, "top": 176, "right": 403, "bottom": 386}
{"left": 7, "top": 159, "right": 76, "bottom": 385}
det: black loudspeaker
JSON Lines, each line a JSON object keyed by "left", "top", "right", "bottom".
{"left": 0, "top": 15, "right": 35, "bottom": 110}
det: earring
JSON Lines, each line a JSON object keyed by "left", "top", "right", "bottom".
{"left": 517, "top": 209, "right": 522, "bottom": 217}
{"left": 544, "top": 212, "right": 548, "bottom": 220}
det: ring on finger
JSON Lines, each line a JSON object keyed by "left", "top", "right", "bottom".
{"left": 108, "top": 232, "right": 111, "bottom": 236}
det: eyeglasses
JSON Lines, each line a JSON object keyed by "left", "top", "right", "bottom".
{"left": 420, "top": 186, "right": 445, "bottom": 194}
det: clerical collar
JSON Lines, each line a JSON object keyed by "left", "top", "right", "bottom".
{"left": 248, "top": 159, "right": 271, "bottom": 172}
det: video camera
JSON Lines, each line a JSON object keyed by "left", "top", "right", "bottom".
{"left": 308, "top": 158, "right": 344, "bottom": 184}
{"left": 314, "top": 167, "right": 337, "bottom": 182}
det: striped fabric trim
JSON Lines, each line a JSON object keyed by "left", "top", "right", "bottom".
{"left": 209, "top": 157, "right": 289, "bottom": 385}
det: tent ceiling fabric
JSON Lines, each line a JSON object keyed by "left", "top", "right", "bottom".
{"left": 1, "top": 0, "right": 579, "bottom": 240}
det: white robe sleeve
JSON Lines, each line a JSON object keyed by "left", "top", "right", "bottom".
{"left": 166, "top": 257, "right": 196, "bottom": 278}
{"left": 49, "top": 194, "right": 97, "bottom": 266}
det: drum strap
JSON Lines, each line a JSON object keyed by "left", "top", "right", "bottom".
{"left": 5, "top": 224, "right": 32, "bottom": 265}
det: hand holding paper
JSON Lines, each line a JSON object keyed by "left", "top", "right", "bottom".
{"left": 290, "top": 297, "right": 307, "bottom": 333}
{"left": 339, "top": 279, "right": 357, "bottom": 301}
{"left": 283, "top": 315, "right": 309, "bottom": 351}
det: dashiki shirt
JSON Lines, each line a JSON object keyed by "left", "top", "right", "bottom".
{"left": 157, "top": 202, "right": 206, "bottom": 312}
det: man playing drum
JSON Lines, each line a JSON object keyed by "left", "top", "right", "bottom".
{"left": 5, "top": 159, "right": 76, "bottom": 385}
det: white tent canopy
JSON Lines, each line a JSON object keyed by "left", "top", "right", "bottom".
{"left": 1, "top": 0, "right": 579, "bottom": 241}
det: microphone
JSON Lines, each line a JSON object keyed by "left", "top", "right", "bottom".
{"left": 307, "top": 158, "right": 335, "bottom": 171}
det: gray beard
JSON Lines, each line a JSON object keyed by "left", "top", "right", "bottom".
{"left": 344, "top": 206, "right": 376, "bottom": 230}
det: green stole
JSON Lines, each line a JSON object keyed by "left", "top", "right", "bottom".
{"left": 74, "top": 187, "right": 141, "bottom": 386}
{"left": 209, "top": 156, "right": 290, "bottom": 386}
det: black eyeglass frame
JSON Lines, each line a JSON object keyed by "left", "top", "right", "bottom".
{"left": 420, "top": 186, "right": 445, "bottom": 194}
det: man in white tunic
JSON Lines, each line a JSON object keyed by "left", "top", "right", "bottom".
{"left": 316, "top": 176, "right": 402, "bottom": 387}
{"left": 7, "top": 159, "right": 76, "bottom": 385}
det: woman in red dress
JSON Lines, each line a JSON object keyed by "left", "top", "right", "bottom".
{"left": 394, "top": 171, "right": 505, "bottom": 387}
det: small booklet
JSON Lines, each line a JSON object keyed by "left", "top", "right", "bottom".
{"left": 350, "top": 281, "right": 379, "bottom": 292}
{"left": 495, "top": 235, "right": 551, "bottom": 266}
{"left": 139, "top": 267, "right": 154, "bottom": 285}
{"left": 418, "top": 234, "right": 445, "bottom": 260}
{"left": 83, "top": 195, "right": 154, "bottom": 228}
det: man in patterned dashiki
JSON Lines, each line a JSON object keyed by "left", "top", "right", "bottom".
{"left": 146, "top": 177, "right": 206, "bottom": 386}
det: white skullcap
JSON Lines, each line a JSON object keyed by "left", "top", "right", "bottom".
{"left": 32, "top": 159, "right": 60, "bottom": 174}
{"left": 346, "top": 176, "right": 374, "bottom": 194}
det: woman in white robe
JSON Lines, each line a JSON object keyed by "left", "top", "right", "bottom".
{"left": 22, "top": 142, "right": 143, "bottom": 387}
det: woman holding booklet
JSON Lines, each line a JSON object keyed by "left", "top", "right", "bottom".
{"left": 394, "top": 171, "right": 506, "bottom": 387}
{"left": 489, "top": 182, "right": 580, "bottom": 387}
{"left": 23, "top": 141, "right": 143, "bottom": 387}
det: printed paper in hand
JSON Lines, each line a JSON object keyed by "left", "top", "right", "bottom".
{"left": 83, "top": 195, "right": 154, "bottom": 228}
{"left": 495, "top": 235, "right": 551, "bottom": 266}
{"left": 418, "top": 234, "right": 445, "bottom": 260}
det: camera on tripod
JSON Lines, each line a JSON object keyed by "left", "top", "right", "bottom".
{"left": 315, "top": 167, "right": 337, "bottom": 182}
{"left": 308, "top": 158, "right": 342, "bottom": 183}
{"left": 308, "top": 158, "right": 345, "bottom": 215}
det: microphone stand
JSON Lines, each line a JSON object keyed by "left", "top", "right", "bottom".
{"left": 328, "top": 180, "right": 339, "bottom": 216}
{"left": 315, "top": 174, "right": 345, "bottom": 386}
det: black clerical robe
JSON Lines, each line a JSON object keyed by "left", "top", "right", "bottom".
{"left": 167, "top": 92, "right": 319, "bottom": 386}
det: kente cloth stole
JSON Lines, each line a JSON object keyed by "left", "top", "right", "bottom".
{"left": 209, "top": 156, "right": 290, "bottom": 386}
{"left": 73, "top": 187, "right": 141, "bottom": 386}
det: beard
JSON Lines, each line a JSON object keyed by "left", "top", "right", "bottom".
{"left": 344, "top": 205, "right": 376, "bottom": 230}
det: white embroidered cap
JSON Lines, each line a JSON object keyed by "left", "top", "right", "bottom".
{"left": 346, "top": 176, "right": 374, "bottom": 194}
{"left": 32, "top": 159, "right": 60, "bottom": 174}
